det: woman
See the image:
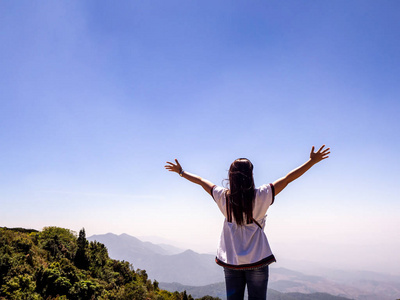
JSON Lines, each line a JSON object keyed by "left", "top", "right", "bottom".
{"left": 165, "top": 145, "right": 330, "bottom": 300}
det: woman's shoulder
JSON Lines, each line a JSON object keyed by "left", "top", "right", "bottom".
{"left": 212, "top": 185, "right": 228, "bottom": 199}
{"left": 213, "top": 185, "right": 228, "bottom": 193}
{"left": 255, "top": 183, "right": 275, "bottom": 205}
{"left": 256, "top": 183, "right": 273, "bottom": 192}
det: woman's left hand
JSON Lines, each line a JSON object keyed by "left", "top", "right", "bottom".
{"left": 165, "top": 159, "right": 182, "bottom": 174}
{"left": 310, "top": 145, "right": 330, "bottom": 164}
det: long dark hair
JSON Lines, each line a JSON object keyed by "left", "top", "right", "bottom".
{"left": 226, "top": 158, "right": 255, "bottom": 226}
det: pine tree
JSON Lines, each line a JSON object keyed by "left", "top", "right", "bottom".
{"left": 74, "top": 228, "right": 89, "bottom": 269}
{"left": 182, "top": 290, "right": 188, "bottom": 300}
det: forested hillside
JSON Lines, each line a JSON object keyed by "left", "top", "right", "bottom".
{"left": 0, "top": 227, "right": 219, "bottom": 300}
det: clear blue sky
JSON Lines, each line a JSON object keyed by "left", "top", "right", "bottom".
{"left": 1, "top": 1, "right": 399, "bottom": 274}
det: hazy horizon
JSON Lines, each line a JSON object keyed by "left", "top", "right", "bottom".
{"left": 1, "top": 1, "right": 399, "bottom": 277}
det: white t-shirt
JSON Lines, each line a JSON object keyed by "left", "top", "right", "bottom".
{"left": 212, "top": 183, "right": 276, "bottom": 269}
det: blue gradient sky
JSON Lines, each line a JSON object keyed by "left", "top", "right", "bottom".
{"left": 1, "top": 1, "right": 399, "bottom": 274}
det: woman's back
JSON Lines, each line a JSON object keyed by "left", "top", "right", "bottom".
{"left": 213, "top": 183, "right": 276, "bottom": 268}
{"left": 213, "top": 183, "right": 274, "bottom": 226}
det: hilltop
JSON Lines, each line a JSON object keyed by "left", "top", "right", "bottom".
{"left": 0, "top": 227, "right": 219, "bottom": 300}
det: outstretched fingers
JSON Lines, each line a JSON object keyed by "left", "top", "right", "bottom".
{"left": 322, "top": 148, "right": 330, "bottom": 154}
{"left": 164, "top": 161, "right": 175, "bottom": 170}
{"left": 319, "top": 146, "right": 330, "bottom": 160}
{"left": 311, "top": 145, "right": 330, "bottom": 162}
{"left": 164, "top": 159, "right": 182, "bottom": 173}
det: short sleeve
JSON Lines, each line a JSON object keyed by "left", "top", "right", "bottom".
{"left": 212, "top": 185, "right": 229, "bottom": 217}
{"left": 253, "top": 183, "right": 275, "bottom": 219}
{"left": 270, "top": 183, "right": 275, "bottom": 204}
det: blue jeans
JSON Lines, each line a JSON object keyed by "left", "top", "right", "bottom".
{"left": 224, "top": 266, "right": 269, "bottom": 300}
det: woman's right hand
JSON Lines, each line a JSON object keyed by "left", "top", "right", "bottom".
{"left": 164, "top": 159, "right": 183, "bottom": 174}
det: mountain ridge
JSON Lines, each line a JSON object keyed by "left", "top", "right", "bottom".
{"left": 88, "top": 233, "right": 223, "bottom": 286}
{"left": 1, "top": 226, "right": 214, "bottom": 300}
{"left": 159, "top": 282, "right": 353, "bottom": 300}
{"left": 88, "top": 232, "right": 400, "bottom": 300}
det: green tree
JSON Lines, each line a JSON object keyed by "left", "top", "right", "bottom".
{"left": 153, "top": 279, "right": 159, "bottom": 290}
{"left": 182, "top": 290, "right": 188, "bottom": 300}
{"left": 0, "top": 274, "right": 40, "bottom": 300}
{"left": 39, "top": 227, "right": 77, "bottom": 260}
{"left": 74, "top": 228, "right": 89, "bottom": 270}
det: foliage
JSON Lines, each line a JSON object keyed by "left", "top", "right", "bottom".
{"left": 0, "top": 227, "right": 220, "bottom": 300}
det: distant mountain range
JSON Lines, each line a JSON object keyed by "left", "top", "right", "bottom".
{"left": 88, "top": 233, "right": 223, "bottom": 285}
{"left": 159, "top": 282, "right": 352, "bottom": 300}
{"left": 88, "top": 233, "right": 400, "bottom": 300}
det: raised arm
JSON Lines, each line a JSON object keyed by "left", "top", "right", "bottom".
{"left": 164, "top": 159, "right": 215, "bottom": 196}
{"left": 273, "top": 145, "right": 330, "bottom": 196}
